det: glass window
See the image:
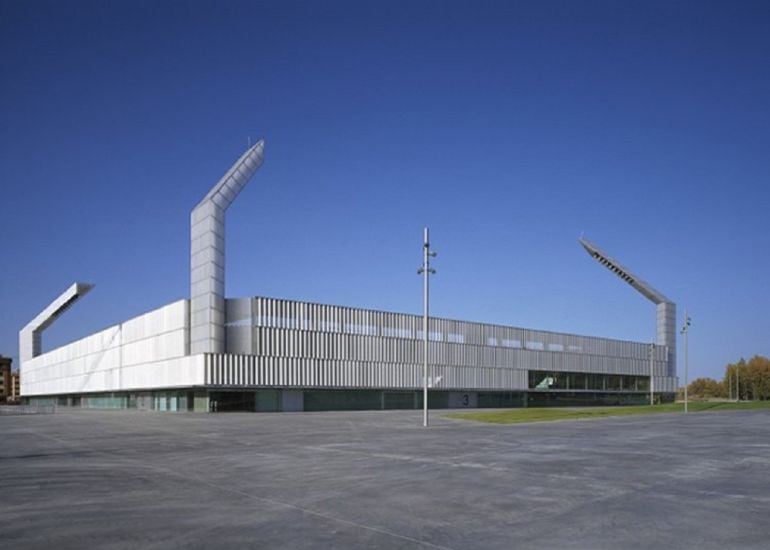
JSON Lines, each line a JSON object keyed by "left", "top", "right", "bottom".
{"left": 529, "top": 371, "right": 555, "bottom": 389}
{"left": 570, "top": 373, "right": 587, "bottom": 390}
{"left": 551, "top": 374, "right": 568, "bottom": 389}
{"left": 587, "top": 374, "right": 604, "bottom": 390}
{"left": 607, "top": 375, "right": 622, "bottom": 391}
{"left": 622, "top": 376, "right": 637, "bottom": 391}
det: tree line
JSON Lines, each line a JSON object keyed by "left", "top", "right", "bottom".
{"left": 685, "top": 355, "right": 770, "bottom": 400}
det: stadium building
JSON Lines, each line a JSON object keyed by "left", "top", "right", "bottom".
{"left": 20, "top": 140, "right": 678, "bottom": 412}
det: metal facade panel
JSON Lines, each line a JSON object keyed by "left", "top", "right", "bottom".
{"left": 22, "top": 301, "right": 192, "bottom": 396}
{"left": 211, "top": 295, "right": 671, "bottom": 392}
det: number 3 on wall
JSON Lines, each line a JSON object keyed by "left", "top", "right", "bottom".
{"left": 462, "top": 394, "right": 469, "bottom": 407}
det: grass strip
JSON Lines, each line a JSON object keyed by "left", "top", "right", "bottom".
{"left": 446, "top": 401, "right": 770, "bottom": 424}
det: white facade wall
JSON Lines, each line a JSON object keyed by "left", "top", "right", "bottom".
{"left": 21, "top": 294, "right": 678, "bottom": 398}
{"left": 22, "top": 300, "right": 204, "bottom": 396}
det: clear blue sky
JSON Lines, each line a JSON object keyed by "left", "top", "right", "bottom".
{"left": 2, "top": 0, "right": 768, "bottom": 382}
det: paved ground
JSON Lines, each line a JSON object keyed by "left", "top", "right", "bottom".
{"left": 1, "top": 408, "right": 769, "bottom": 549}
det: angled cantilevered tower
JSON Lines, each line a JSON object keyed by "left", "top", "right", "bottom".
{"left": 190, "top": 139, "right": 265, "bottom": 354}
{"left": 19, "top": 282, "right": 94, "bottom": 364}
{"left": 579, "top": 236, "right": 676, "bottom": 377}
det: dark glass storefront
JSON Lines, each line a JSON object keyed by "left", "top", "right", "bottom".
{"left": 528, "top": 370, "right": 650, "bottom": 392}
{"left": 27, "top": 379, "right": 674, "bottom": 412}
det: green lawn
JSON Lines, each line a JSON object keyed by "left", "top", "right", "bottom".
{"left": 446, "top": 401, "right": 770, "bottom": 425}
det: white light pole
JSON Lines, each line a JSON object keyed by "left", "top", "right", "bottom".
{"left": 680, "top": 310, "right": 691, "bottom": 413}
{"left": 736, "top": 362, "right": 740, "bottom": 402}
{"left": 649, "top": 341, "right": 655, "bottom": 406}
{"left": 417, "top": 227, "right": 436, "bottom": 427}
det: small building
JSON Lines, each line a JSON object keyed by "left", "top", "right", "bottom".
{"left": 10, "top": 370, "right": 20, "bottom": 403}
{"left": 0, "top": 355, "right": 14, "bottom": 403}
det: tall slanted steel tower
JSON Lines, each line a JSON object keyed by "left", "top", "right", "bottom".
{"left": 190, "top": 140, "right": 265, "bottom": 354}
{"left": 579, "top": 236, "right": 676, "bottom": 377}
{"left": 19, "top": 282, "right": 94, "bottom": 365}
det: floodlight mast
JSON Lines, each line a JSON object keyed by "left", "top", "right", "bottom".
{"left": 578, "top": 236, "right": 677, "bottom": 382}
{"left": 19, "top": 282, "right": 94, "bottom": 365}
{"left": 190, "top": 140, "right": 265, "bottom": 355}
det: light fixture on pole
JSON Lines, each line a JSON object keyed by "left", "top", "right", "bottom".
{"left": 648, "top": 341, "right": 655, "bottom": 406}
{"left": 417, "top": 226, "right": 436, "bottom": 428}
{"left": 680, "top": 310, "right": 691, "bottom": 413}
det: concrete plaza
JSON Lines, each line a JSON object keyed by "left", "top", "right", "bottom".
{"left": 1, "top": 408, "right": 769, "bottom": 549}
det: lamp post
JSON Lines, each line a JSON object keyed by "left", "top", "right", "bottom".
{"left": 417, "top": 227, "right": 436, "bottom": 427}
{"left": 680, "top": 310, "right": 691, "bottom": 413}
{"left": 649, "top": 341, "right": 655, "bottom": 406}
